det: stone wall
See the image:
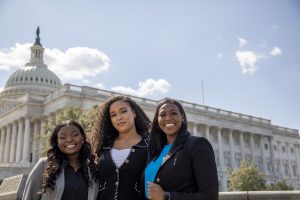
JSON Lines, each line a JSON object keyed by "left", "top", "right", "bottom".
{"left": 219, "top": 191, "right": 300, "bottom": 200}
{"left": 0, "top": 174, "right": 27, "bottom": 200}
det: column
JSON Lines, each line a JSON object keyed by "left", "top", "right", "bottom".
{"left": 296, "top": 145, "right": 300, "bottom": 178}
{"left": 260, "top": 135, "right": 267, "bottom": 174}
{"left": 0, "top": 128, "right": 5, "bottom": 162}
{"left": 4, "top": 125, "right": 11, "bottom": 163}
{"left": 9, "top": 122, "right": 18, "bottom": 162}
{"left": 22, "top": 117, "right": 31, "bottom": 163}
{"left": 229, "top": 129, "right": 234, "bottom": 168}
{"left": 217, "top": 127, "right": 224, "bottom": 171}
{"left": 277, "top": 141, "right": 283, "bottom": 178}
{"left": 32, "top": 120, "right": 40, "bottom": 163}
{"left": 16, "top": 119, "right": 24, "bottom": 162}
{"left": 269, "top": 136, "right": 275, "bottom": 175}
{"left": 205, "top": 125, "right": 210, "bottom": 141}
{"left": 239, "top": 132, "right": 245, "bottom": 161}
{"left": 39, "top": 120, "right": 47, "bottom": 157}
{"left": 192, "top": 123, "right": 198, "bottom": 137}
{"left": 286, "top": 142, "right": 292, "bottom": 177}
{"left": 250, "top": 134, "right": 255, "bottom": 161}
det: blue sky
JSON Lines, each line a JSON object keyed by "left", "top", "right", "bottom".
{"left": 0, "top": 0, "right": 299, "bottom": 131}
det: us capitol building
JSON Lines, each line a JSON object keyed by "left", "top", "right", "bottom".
{"left": 0, "top": 29, "right": 299, "bottom": 191}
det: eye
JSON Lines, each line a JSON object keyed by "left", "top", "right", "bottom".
{"left": 120, "top": 109, "right": 128, "bottom": 113}
{"left": 159, "top": 112, "right": 166, "bottom": 117}
{"left": 58, "top": 136, "right": 66, "bottom": 140}
{"left": 171, "top": 111, "right": 178, "bottom": 115}
{"left": 110, "top": 113, "right": 116, "bottom": 118}
{"left": 73, "top": 132, "right": 81, "bottom": 137}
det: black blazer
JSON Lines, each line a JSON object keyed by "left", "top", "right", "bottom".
{"left": 97, "top": 134, "right": 148, "bottom": 200}
{"left": 141, "top": 132, "right": 219, "bottom": 200}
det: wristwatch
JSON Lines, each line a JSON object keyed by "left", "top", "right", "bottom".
{"left": 164, "top": 192, "right": 170, "bottom": 200}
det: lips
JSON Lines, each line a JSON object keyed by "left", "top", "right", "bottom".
{"left": 165, "top": 123, "right": 175, "bottom": 127}
{"left": 65, "top": 144, "right": 76, "bottom": 148}
{"left": 117, "top": 121, "right": 126, "bottom": 126}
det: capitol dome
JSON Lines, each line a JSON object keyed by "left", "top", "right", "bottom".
{"left": 0, "top": 27, "right": 62, "bottom": 99}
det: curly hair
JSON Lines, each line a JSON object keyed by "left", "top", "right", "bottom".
{"left": 148, "top": 98, "right": 187, "bottom": 161}
{"left": 90, "top": 96, "right": 151, "bottom": 159}
{"left": 39, "top": 120, "right": 97, "bottom": 195}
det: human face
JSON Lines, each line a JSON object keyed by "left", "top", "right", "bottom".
{"left": 158, "top": 102, "right": 183, "bottom": 143}
{"left": 109, "top": 100, "right": 136, "bottom": 134}
{"left": 57, "top": 125, "right": 84, "bottom": 158}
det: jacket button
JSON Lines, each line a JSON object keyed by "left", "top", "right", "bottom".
{"left": 156, "top": 178, "right": 160, "bottom": 182}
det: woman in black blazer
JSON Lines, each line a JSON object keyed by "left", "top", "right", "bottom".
{"left": 143, "top": 98, "right": 218, "bottom": 200}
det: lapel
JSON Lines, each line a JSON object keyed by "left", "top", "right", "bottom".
{"left": 55, "top": 168, "right": 65, "bottom": 199}
{"left": 160, "top": 132, "right": 190, "bottom": 167}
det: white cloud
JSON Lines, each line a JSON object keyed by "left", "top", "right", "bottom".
{"left": 235, "top": 51, "right": 264, "bottom": 74}
{"left": 270, "top": 46, "right": 282, "bottom": 56}
{"left": 216, "top": 53, "right": 223, "bottom": 59}
{"left": 94, "top": 83, "right": 105, "bottom": 89}
{"left": 111, "top": 79, "right": 171, "bottom": 97}
{"left": 238, "top": 36, "right": 247, "bottom": 48}
{"left": 0, "top": 43, "right": 31, "bottom": 70}
{"left": 0, "top": 43, "right": 110, "bottom": 82}
{"left": 82, "top": 79, "right": 90, "bottom": 84}
{"left": 45, "top": 47, "right": 110, "bottom": 81}
{"left": 0, "top": 87, "right": 3, "bottom": 92}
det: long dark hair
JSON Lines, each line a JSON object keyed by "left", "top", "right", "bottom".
{"left": 148, "top": 98, "right": 187, "bottom": 161}
{"left": 39, "top": 120, "right": 97, "bottom": 195}
{"left": 91, "top": 96, "right": 151, "bottom": 158}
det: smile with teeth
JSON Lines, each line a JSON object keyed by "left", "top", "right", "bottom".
{"left": 165, "top": 124, "right": 175, "bottom": 127}
{"left": 65, "top": 144, "right": 76, "bottom": 148}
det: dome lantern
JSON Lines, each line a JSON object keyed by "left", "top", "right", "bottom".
{"left": 0, "top": 27, "right": 62, "bottom": 99}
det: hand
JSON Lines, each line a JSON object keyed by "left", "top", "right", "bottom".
{"left": 147, "top": 182, "right": 165, "bottom": 200}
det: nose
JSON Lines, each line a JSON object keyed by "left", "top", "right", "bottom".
{"left": 66, "top": 136, "right": 73, "bottom": 142}
{"left": 165, "top": 114, "right": 172, "bottom": 121}
{"left": 116, "top": 113, "right": 123, "bottom": 120}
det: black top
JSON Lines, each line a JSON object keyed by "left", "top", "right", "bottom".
{"left": 97, "top": 134, "right": 148, "bottom": 200}
{"left": 61, "top": 165, "right": 88, "bottom": 200}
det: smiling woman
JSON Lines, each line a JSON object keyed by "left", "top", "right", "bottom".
{"left": 141, "top": 98, "right": 219, "bottom": 200}
{"left": 90, "top": 95, "right": 151, "bottom": 200}
{"left": 22, "top": 120, "right": 99, "bottom": 200}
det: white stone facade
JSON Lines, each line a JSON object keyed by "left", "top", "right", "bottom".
{"left": 0, "top": 32, "right": 299, "bottom": 191}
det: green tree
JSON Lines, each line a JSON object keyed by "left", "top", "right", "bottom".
{"left": 267, "top": 180, "right": 294, "bottom": 191}
{"left": 228, "top": 161, "right": 266, "bottom": 191}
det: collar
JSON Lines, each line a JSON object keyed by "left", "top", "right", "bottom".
{"left": 169, "top": 131, "right": 190, "bottom": 155}
{"left": 103, "top": 132, "right": 149, "bottom": 149}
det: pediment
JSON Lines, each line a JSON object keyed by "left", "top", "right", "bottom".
{"left": 0, "top": 100, "right": 22, "bottom": 116}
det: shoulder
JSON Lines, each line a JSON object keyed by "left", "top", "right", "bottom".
{"left": 186, "top": 136, "right": 214, "bottom": 154}
{"left": 33, "top": 157, "right": 47, "bottom": 170}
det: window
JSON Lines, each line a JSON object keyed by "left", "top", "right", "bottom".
{"left": 265, "top": 143, "right": 268, "bottom": 150}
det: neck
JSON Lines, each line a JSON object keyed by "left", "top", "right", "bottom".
{"left": 67, "top": 155, "right": 81, "bottom": 171}
{"left": 166, "top": 135, "right": 177, "bottom": 144}
{"left": 118, "top": 128, "right": 140, "bottom": 140}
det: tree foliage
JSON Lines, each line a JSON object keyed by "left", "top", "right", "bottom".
{"left": 267, "top": 180, "right": 294, "bottom": 191}
{"left": 228, "top": 161, "right": 266, "bottom": 191}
